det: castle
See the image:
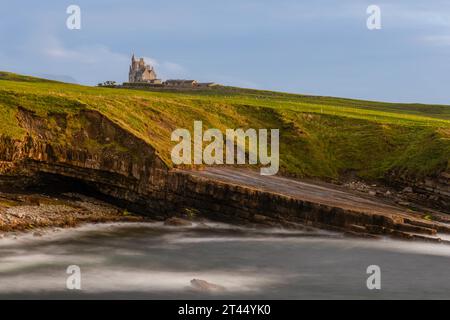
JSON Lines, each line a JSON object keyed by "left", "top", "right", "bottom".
{"left": 126, "top": 55, "right": 216, "bottom": 89}
{"left": 128, "top": 54, "right": 161, "bottom": 84}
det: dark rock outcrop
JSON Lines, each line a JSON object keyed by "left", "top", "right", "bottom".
{"left": 386, "top": 173, "right": 450, "bottom": 212}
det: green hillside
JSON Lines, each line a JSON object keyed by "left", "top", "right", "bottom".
{"left": 0, "top": 71, "right": 449, "bottom": 181}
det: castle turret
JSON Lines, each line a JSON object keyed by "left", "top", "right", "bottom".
{"left": 129, "top": 54, "right": 136, "bottom": 82}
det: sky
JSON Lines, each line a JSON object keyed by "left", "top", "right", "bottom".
{"left": 1, "top": 0, "right": 450, "bottom": 104}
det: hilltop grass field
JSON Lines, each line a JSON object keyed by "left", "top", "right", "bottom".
{"left": 0, "top": 71, "right": 449, "bottom": 181}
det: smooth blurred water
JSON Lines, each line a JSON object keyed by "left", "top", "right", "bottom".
{"left": 0, "top": 222, "right": 449, "bottom": 299}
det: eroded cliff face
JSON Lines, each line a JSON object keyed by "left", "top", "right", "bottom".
{"left": 0, "top": 107, "right": 170, "bottom": 213}
{"left": 386, "top": 172, "right": 450, "bottom": 212}
{"left": 0, "top": 106, "right": 448, "bottom": 239}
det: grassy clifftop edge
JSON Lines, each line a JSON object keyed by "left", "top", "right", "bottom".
{"left": 0, "top": 71, "right": 449, "bottom": 181}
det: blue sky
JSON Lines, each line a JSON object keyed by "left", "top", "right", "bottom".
{"left": 1, "top": 0, "right": 450, "bottom": 104}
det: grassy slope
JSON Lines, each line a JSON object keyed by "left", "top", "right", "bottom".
{"left": 0, "top": 71, "right": 449, "bottom": 181}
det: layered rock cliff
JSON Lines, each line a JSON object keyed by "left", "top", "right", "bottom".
{"left": 0, "top": 106, "right": 448, "bottom": 240}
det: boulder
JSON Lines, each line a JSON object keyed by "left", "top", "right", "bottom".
{"left": 164, "top": 217, "right": 192, "bottom": 226}
{"left": 190, "top": 279, "right": 225, "bottom": 292}
{"left": 403, "top": 187, "right": 413, "bottom": 193}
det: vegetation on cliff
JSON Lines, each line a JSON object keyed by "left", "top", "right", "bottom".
{"left": 0, "top": 71, "right": 449, "bottom": 181}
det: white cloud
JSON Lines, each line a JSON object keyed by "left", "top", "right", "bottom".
{"left": 13, "top": 33, "right": 190, "bottom": 84}
{"left": 376, "top": 3, "right": 450, "bottom": 48}
{"left": 42, "top": 37, "right": 129, "bottom": 65}
{"left": 25, "top": 35, "right": 130, "bottom": 84}
{"left": 141, "top": 56, "right": 187, "bottom": 79}
{"left": 420, "top": 35, "right": 450, "bottom": 46}
{"left": 142, "top": 56, "right": 160, "bottom": 67}
{"left": 379, "top": 2, "right": 450, "bottom": 28}
{"left": 398, "top": 10, "right": 450, "bottom": 27}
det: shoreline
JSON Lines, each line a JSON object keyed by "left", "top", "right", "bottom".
{"left": 0, "top": 191, "right": 148, "bottom": 236}
{"left": 1, "top": 191, "right": 449, "bottom": 246}
{"left": 0, "top": 174, "right": 449, "bottom": 244}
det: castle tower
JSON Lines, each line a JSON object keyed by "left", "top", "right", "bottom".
{"left": 128, "top": 54, "right": 133, "bottom": 82}
{"left": 128, "top": 54, "right": 159, "bottom": 83}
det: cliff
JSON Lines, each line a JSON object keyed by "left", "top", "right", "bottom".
{"left": 0, "top": 72, "right": 449, "bottom": 239}
{"left": 0, "top": 106, "right": 446, "bottom": 240}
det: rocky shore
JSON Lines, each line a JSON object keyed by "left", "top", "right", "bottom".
{"left": 0, "top": 192, "right": 145, "bottom": 235}
{"left": 172, "top": 168, "right": 450, "bottom": 243}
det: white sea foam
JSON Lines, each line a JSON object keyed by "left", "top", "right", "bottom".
{"left": 1, "top": 221, "right": 449, "bottom": 256}
{"left": 0, "top": 221, "right": 449, "bottom": 298}
{"left": 0, "top": 267, "right": 286, "bottom": 294}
